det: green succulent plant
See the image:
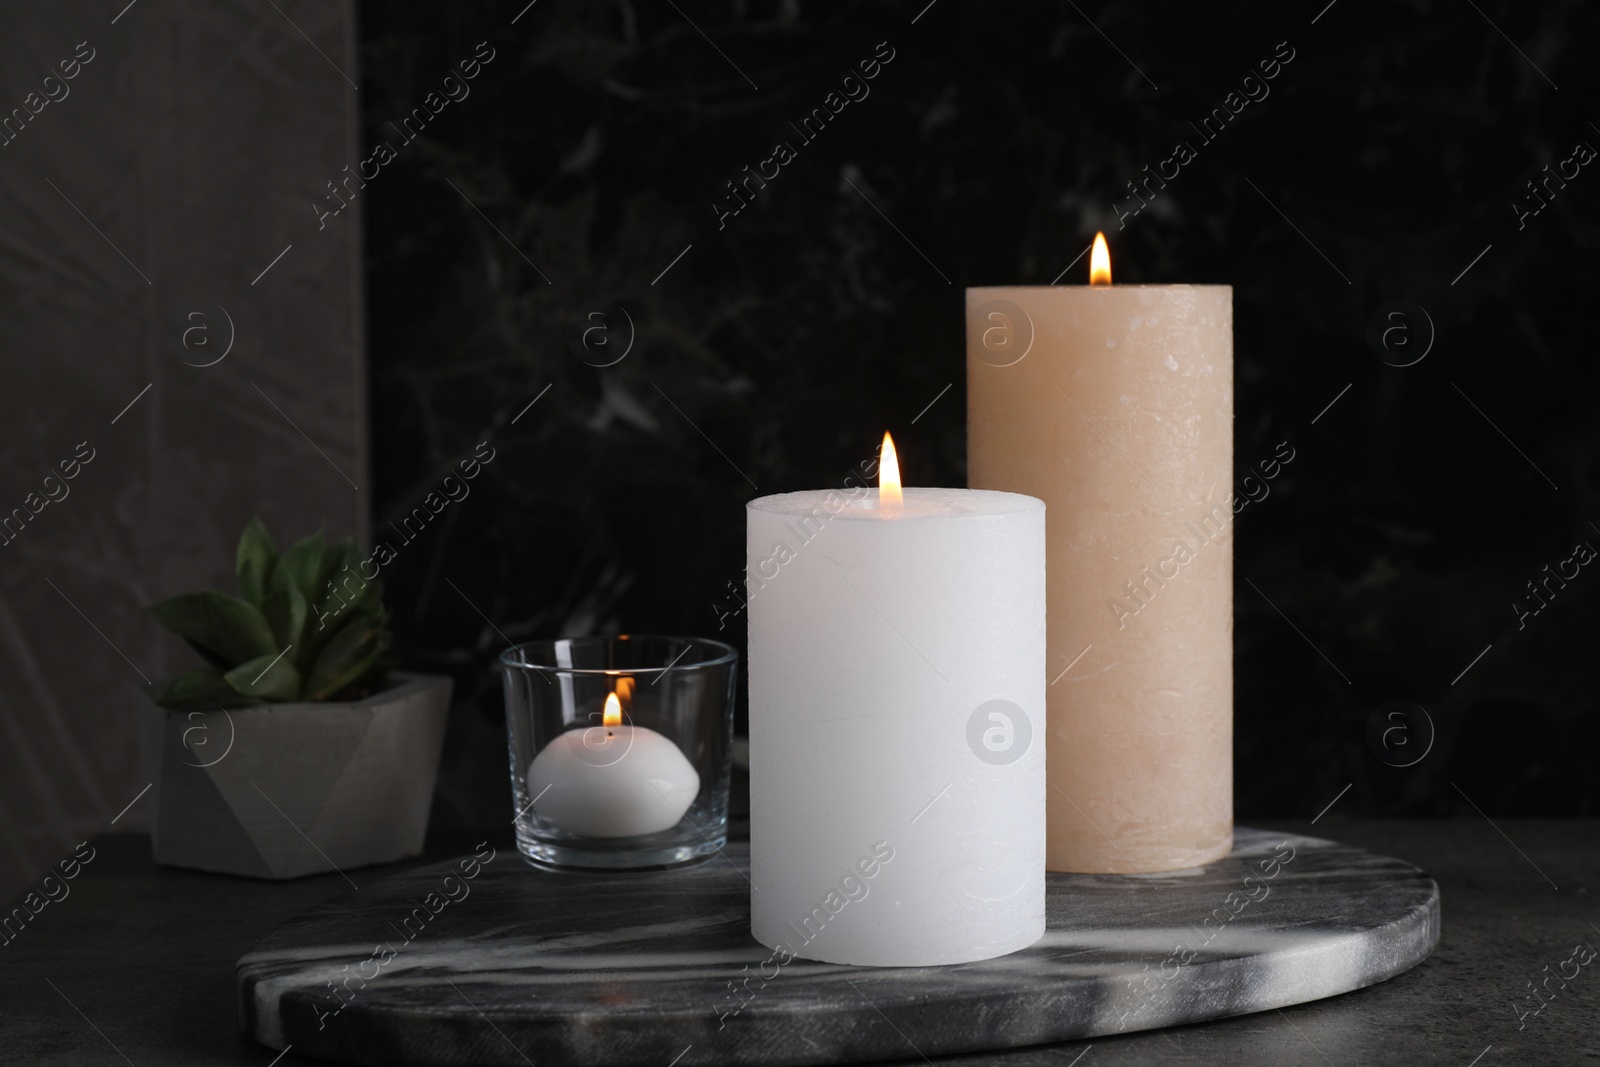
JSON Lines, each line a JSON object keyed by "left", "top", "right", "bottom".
{"left": 146, "top": 518, "right": 393, "bottom": 709}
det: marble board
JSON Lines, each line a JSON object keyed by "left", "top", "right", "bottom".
{"left": 239, "top": 827, "right": 1439, "bottom": 1067}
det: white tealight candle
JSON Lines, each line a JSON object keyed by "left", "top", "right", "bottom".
{"left": 526, "top": 693, "right": 700, "bottom": 838}
{"left": 748, "top": 434, "right": 1046, "bottom": 966}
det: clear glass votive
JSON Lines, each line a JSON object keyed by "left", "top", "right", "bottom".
{"left": 500, "top": 635, "right": 737, "bottom": 870}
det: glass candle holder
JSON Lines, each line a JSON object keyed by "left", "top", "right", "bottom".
{"left": 501, "top": 635, "right": 737, "bottom": 871}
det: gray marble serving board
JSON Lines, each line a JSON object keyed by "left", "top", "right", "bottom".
{"left": 238, "top": 828, "right": 1439, "bottom": 1067}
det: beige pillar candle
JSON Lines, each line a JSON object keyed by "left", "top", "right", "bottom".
{"left": 966, "top": 235, "right": 1233, "bottom": 874}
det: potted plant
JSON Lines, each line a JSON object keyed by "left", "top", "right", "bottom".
{"left": 135, "top": 518, "right": 451, "bottom": 879}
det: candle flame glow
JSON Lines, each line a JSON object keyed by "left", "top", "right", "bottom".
{"left": 603, "top": 691, "right": 622, "bottom": 728}
{"left": 879, "top": 432, "right": 902, "bottom": 507}
{"left": 1089, "top": 231, "right": 1111, "bottom": 287}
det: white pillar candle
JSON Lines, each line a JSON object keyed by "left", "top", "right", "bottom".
{"left": 747, "top": 443, "right": 1046, "bottom": 966}
{"left": 526, "top": 693, "right": 700, "bottom": 838}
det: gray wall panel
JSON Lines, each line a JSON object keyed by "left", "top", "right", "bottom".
{"left": 0, "top": 0, "right": 366, "bottom": 901}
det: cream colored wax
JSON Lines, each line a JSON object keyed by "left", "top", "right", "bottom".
{"left": 966, "top": 279, "right": 1233, "bottom": 873}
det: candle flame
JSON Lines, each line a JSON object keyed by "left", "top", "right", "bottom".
{"left": 879, "top": 432, "right": 902, "bottom": 507}
{"left": 1089, "top": 231, "right": 1111, "bottom": 287}
{"left": 602, "top": 691, "right": 622, "bottom": 728}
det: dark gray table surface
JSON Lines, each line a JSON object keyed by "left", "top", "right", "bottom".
{"left": 2, "top": 820, "right": 1595, "bottom": 1066}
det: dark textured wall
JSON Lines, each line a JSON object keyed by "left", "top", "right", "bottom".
{"left": 360, "top": 1, "right": 1600, "bottom": 835}
{"left": 0, "top": 1, "right": 367, "bottom": 901}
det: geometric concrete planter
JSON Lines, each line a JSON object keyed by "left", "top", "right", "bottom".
{"left": 134, "top": 672, "right": 452, "bottom": 879}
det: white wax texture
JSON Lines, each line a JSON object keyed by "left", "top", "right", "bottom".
{"left": 968, "top": 284, "right": 1233, "bottom": 874}
{"left": 747, "top": 487, "right": 1046, "bottom": 966}
{"left": 526, "top": 725, "right": 700, "bottom": 838}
